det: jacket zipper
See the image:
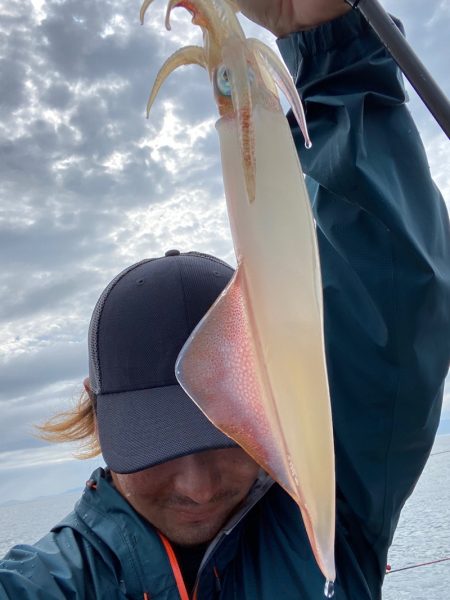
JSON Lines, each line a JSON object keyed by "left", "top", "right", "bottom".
{"left": 192, "top": 473, "right": 274, "bottom": 597}
{"left": 157, "top": 475, "right": 274, "bottom": 599}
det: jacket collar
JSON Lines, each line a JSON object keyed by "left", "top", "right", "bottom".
{"left": 56, "top": 467, "right": 176, "bottom": 597}
{"left": 54, "top": 467, "right": 273, "bottom": 598}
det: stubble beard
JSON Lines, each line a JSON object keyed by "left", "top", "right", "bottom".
{"left": 158, "top": 491, "right": 243, "bottom": 546}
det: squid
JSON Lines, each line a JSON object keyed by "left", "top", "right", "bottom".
{"left": 141, "top": 0, "right": 336, "bottom": 594}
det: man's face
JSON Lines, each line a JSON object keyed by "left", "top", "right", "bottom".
{"left": 111, "top": 448, "right": 260, "bottom": 546}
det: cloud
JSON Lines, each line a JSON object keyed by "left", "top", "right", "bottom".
{"left": 0, "top": 342, "right": 86, "bottom": 403}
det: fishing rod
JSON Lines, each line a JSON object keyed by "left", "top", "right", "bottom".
{"left": 386, "top": 555, "right": 450, "bottom": 574}
{"left": 345, "top": 0, "right": 450, "bottom": 138}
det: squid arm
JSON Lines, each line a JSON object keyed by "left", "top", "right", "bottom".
{"left": 145, "top": 46, "right": 207, "bottom": 117}
{"left": 247, "top": 38, "right": 312, "bottom": 148}
{"left": 141, "top": 0, "right": 336, "bottom": 594}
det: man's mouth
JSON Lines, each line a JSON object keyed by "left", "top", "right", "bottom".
{"left": 175, "top": 505, "right": 225, "bottom": 522}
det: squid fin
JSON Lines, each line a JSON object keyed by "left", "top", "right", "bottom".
{"left": 176, "top": 266, "right": 292, "bottom": 491}
{"left": 146, "top": 46, "right": 206, "bottom": 117}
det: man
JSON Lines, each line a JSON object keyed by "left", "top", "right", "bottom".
{"left": 1, "top": 1, "right": 449, "bottom": 598}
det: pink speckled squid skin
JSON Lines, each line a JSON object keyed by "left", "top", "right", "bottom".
{"left": 142, "top": 0, "right": 335, "bottom": 587}
{"left": 177, "top": 266, "right": 291, "bottom": 491}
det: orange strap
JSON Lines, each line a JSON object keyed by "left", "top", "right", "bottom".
{"left": 157, "top": 532, "right": 190, "bottom": 600}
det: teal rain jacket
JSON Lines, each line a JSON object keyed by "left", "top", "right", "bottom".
{"left": 1, "top": 10, "right": 449, "bottom": 600}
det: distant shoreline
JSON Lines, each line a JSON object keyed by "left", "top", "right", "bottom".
{"left": 0, "top": 488, "right": 82, "bottom": 508}
{"left": 2, "top": 433, "right": 450, "bottom": 507}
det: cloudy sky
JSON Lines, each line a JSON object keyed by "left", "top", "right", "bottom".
{"left": 0, "top": 0, "right": 449, "bottom": 505}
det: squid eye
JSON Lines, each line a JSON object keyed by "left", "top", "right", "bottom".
{"left": 216, "top": 65, "right": 232, "bottom": 96}
{"left": 215, "top": 65, "right": 256, "bottom": 97}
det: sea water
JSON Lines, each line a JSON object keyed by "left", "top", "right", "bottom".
{"left": 0, "top": 436, "right": 449, "bottom": 598}
{"left": 382, "top": 434, "right": 450, "bottom": 599}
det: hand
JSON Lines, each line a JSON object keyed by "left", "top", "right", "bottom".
{"left": 235, "top": 0, "right": 351, "bottom": 37}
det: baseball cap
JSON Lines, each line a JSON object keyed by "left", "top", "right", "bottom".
{"left": 88, "top": 250, "right": 237, "bottom": 473}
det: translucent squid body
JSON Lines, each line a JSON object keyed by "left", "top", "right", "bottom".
{"left": 141, "top": 0, "right": 336, "bottom": 592}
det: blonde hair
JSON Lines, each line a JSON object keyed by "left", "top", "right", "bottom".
{"left": 36, "top": 389, "right": 101, "bottom": 459}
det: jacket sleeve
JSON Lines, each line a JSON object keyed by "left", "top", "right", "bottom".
{"left": 278, "top": 9, "right": 450, "bottom": 584}
{"left": 0, "top": 532, "right": 87, "bottom": 600}
{"left": 0, "top": 526, "right": 124, "bottom": 600}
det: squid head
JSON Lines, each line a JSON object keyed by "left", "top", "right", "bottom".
{"left": 140, "top": 0, "right": 311, "bottom": 203}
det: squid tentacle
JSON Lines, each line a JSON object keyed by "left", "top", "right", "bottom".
{"left": 165, "top": 0, "right": 200, "bottom": 30}
{"left": 247, "top": 39, "right": 311, "bottom": 148}
{"left": 140, "top": 0, "right": 157, "bottom": 24}
{"left": 161, "top": 0, "right": 244, "bottom": 41}
{"left": 165, "top": 0, "right": 217, "bottom": 37}
{"left": 146, "top": 46, "right": 206, "bottom": 117}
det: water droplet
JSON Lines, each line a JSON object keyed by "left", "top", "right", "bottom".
{"left": 324, "top": 580, "right": 335, "bottom": 598}
{"left": 305, "top": 139, "right": 313, "bottom": 150}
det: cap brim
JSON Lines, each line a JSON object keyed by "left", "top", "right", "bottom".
{"left": 97, "top": 384, "right": 237, "bottom": 473}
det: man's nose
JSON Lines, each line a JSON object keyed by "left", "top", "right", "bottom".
{"left": 172, "top": 454, "right": 222, "bottom": 504}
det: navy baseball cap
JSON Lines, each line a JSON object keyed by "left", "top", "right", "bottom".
{"left": 88, "top": 250, "right": 237, "bottom": 473}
